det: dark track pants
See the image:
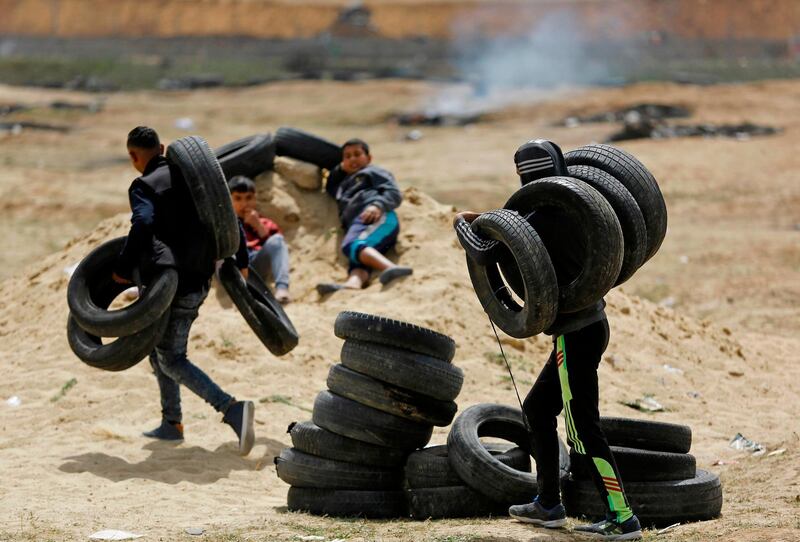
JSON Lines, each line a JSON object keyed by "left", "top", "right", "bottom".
{"left": 522, "top": 319, "right": 634, "bottom": 523}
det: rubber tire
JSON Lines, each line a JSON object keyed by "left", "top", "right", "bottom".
{"left": 567, "top": 165, "right": 648, "bottom": 285}
{"left": 446, "top": 403, "right": 570, "bottom": 504}
{"left": 408, "top": 486, "right": 509, "bottom": 520}
{"left": 454, "top": 216, "right": 499, "bottom": 265}
{"left": 67, "top": 237, "right": 178, "bottom": 338}
{"left": 167, "top": 135, "right": 239, "bottom": 260}
{"left": 67, "top": 312, "right": 168, "bottom": 371}
{"left": 327, "top": 364, "right": 457, "bottom": 426}
{"left": 287, "top": 487, "right": 406, "bottom": 518}
{"left": 600, "top": 417, "right": 692, "bottom": 454}
{"left": 288, "top": 421, "right": 407, "bottom": 468}
{"left": 274, "top": 448, "right": 402, "bottom": 490}
{"left": 564, "top": 144, "right": 667, "bottom": 262}
{"left": 504, "top": 176, "right": 624, "bottom": 313}
{"left": 569, "top": 446, "right": 696, "bottom": 482}
{"left": 334, "top": 311, "right": 456, "bottom": 362}
{"left": 563, "top": 470, "right": 723, "bottom": 527}
{"left": 214, "top": 133, "right": 275, "bottom": 180}
{"left": 405, "top": 444, "right": 530, "bottom": 489}
{"left": 466, "top": 209, "right": 559, "bottom": 338}
{"left": 218, "top": 258, "right": 298, "bottom": 356}
{"left": 312, "top": 391, "right": 432, "bottom": 450}
{"left": 274, "top": 127, "right": 341, "bottom": 170}
{"left": 340, "top": 340, "right": 463, "bottom": 402}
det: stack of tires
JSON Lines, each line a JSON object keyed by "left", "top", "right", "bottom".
{"left": 277, "top": 311, "right": 463, "bottom": 518}
{"left": 406, "top": 403, "right": 570, "bottom": 520}
{"left": 214, "top": 127, "right": 341, "bottom": 180}
{"left": 456, "top": 142, "right": 667, "bottom": 339}
{"left": 563, "top": 418, "right": 723, "bottom": 526}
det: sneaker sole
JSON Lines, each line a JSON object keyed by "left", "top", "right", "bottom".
{"left": 509, "top": 513, "right": 567, "bottom": 529}
{"left": 574, "top": 531, "right": 642, "bottom": 541}
{"left": 239, "top": 401, "right": 255, "bottom": 456}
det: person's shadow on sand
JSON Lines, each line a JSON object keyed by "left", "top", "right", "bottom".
{"left": 58, "top": 437, "right": 285, "bottom": 484}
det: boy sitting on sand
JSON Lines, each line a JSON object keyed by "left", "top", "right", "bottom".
{"left": 228, "top": 176, "right": 291, "bottom": 304}
{"left": 316, "top": 138, "right": 412, "bottom": 295}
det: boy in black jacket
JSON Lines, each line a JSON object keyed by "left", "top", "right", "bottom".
{"left": 113, "top": 126, "right": 255, "bottom": 455}
{"left": 316, "top": 138, "right": 412, "bottom": 294}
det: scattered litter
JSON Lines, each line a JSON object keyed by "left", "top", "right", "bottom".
{"left": 656, "top": 522, "right": 681, "bottom": 535}
{"left": 658, "top": 296, "right": 676, "bottom": 308}
{"left": 767, "top": 449, "right": 786, "bottom": 457}
{"left": 5, "top": 396, "right": 21, "bottom": 407}
{"left": 560, "top": 103, "right": 692, "bottom": 126}
{"left": 63, "top": 263, "right": 79, "bottom": 277}
{"left": 712, "top": 459, "right": 738, "bottom": 466}
{"left": 622, "top": 395, "right": 665, "bottom": 412}
{"left": 88, "top": 530, "right": 143, "bottom": 540}
{"left": 679, "top": 255, "right": 689, "bottom": 264}
{"left": 728, "top": 370, "right": 744, "bottom": 377}
{"left": 0, "top": 121, "right": 71, "bottom": 133}
{"left": 729, "top": 433, "right": 766, "bottom": 455}
{"left": 174, "top": 117, "right": 195, "bottom": 131}
{"left": 297, "top": 537, "right": 325, "bottom": 541}
{"left": 185, "top": 527, "right": 205, "bottom": 536}
{"left": 51, "top": 378, "right": 78, "bottom": 402}
{"left": 404, "top": 129, "right": 423, "bottom": 141}
{"left": 686, "top": 391, "right": 702, "bottom": 399}
{"left": 662, "top": 364, "right": 684, "bottom": 375}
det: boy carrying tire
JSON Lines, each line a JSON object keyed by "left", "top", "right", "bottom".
{"left": 453, "top": 141, "right": 642, "bottom": 540}
{"left": 113, "top": 126, "right": 256, "bottom": 455}
{"left": 316, "top": 138, "right": 412, "bottom": 295}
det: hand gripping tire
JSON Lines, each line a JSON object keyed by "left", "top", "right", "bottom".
{"left": 287, "top": 421, "right": 407, "bottom": 468}
{"left": 566, "top": 165, "right": 648, "bottom": 285}
{"left": 287, "top": 487, "right": 407, "bottom": 518}
{"left": 454, "top": 216, "right": 499, "bottom": 265}
{"left": 326, "top": 364, "right": 458, "bottom": 426}
{"left": 67, "top": 312, "right": 169, "bottom": 371}
{"left": 466, "top": 209, "right": 558, "bottom": 338}
{"left": 504, "top": 177, "right": 624, "bottom": 313}
{"left": 405, "top": 444, "right": 530, "bottom": 489}
{"left": 214, "top": 133, "right": 276, "bottom": 180}
{"left": 274, "top": 447, "right": 403, "bottom": 490}
{"left": 569, "top": 446, "right": 696, "bottom": 482}
{"left": 600, "top": 417, "right": 692, "bottom": 454}
{"left": 167, "top": 135, "right": 239, "bottom": 260}
{"left": 446, "top": 403, "right": 570, "bottom": 504}
{"left": 218, "top": 258, "right": 298, "bottom": 356}
{"left": 334, "top": 311, "right": 456, "bottom": 361}
{"left": 312, "top": 391, "right": 432, "bottom": 450}
{"left": 67, "top": 236, "right": 178, "bottom": 337}
{"left": 340, "top": 340, "right": 463, "bottom": 402}
{"left": 564, "top": 143, "right": 667, "bottom": 263}
{"left": 274, "top": 127, "right": 342, "bottom": 170}
{"left": 563, "top": 469, "right": 723, "bottom": 527}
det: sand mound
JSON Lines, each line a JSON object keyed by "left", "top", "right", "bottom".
{"left": 0, "top": 178, "right": 797, "bottom": 540}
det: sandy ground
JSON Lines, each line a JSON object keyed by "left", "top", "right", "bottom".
{"left": 0, "top": 79, "right": 798, "bottom": 542}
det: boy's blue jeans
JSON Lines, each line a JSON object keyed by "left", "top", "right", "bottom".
{"left": 248, "top": 233, "right": 290, "bottom": 289}
{"left": 149, "top": 284, "right": 233, "bottom": 424}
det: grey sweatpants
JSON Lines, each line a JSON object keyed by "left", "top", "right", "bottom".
{"left": 249, "top": 233, "right": 290, "bottom": 289}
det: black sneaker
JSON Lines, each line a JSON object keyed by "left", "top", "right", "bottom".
{"left": 573, "top": 515, "right": 642, "bottom": 540}
{"left": 508, "top": 498, "right": 567, "bottom": 528}
{"left": 222, "top": 400, "right": 255, "bottom": 456}
{"left": 142, "top": 420, "right": 184, "bottom": 441}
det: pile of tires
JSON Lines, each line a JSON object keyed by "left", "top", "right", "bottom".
{"left": 406, "top": 403, "right": 569, "bottom": 520}
{"left": 277, "top": 311, "right": 462, "bottom": 518}
{"left": 563, "top": 417, "right": 723, "bottom": 527}
{"left": 456, "top": 141, "right": 667, "bottom": 339}
{"left": 213, "top": 127, "right": 341, "bottom": 180}
{"left": 66, "top": 136, "right": 239, "bottom": 370}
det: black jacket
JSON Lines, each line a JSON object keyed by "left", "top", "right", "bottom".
{"left": 326, "top": 165, "right": 402, "bottom": 227}
{"left": 115, "top": 155, "right": 247, "bottom": 294}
